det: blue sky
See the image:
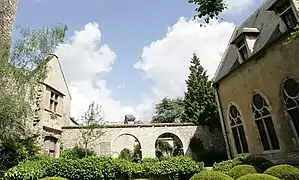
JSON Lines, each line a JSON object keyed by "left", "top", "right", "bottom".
{"left": 15, "top": 0, "right": 263, "bottom": 122}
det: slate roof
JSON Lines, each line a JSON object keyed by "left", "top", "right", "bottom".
{"left": 213, "top": 0, "right": 284, "bottom": 83}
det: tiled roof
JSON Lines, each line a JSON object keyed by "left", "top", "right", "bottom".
{"left": 213, "top": 0, "right": 283, "bottom": 82}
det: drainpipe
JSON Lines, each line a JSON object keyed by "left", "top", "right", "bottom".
{"left": 214, "top": 83, "right": 232, "bottom": 159}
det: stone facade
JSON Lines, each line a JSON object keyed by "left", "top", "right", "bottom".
{"left": 214, "top": 0, "right": 299, "bottom": 164}
{"left": 62, "top": 123, "right": 224, "bottom": 158}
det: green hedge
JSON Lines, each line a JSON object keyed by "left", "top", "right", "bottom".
{"left": 264, "top": 164, "right": 299, "bottom": 179}
{"left": 237, "top": 173, "right": 279, "bottom": 180}
{"left": 4, "top": 156, "right": 203, "bottom": 180}
{"left": 212, "top": 155, "right": 273, "bottom": 174}
{"left": 190, "top": 171, "right": 233, "bottom": 180}
{"left": 228, "top": 165, "right": 257, "bottom": 179}
{"left": 39, "top": 177, "right": 68, "bottom": 180}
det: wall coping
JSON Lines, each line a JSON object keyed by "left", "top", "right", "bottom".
{"left": 62, "top": 122, "right": 198, "bottom": 129}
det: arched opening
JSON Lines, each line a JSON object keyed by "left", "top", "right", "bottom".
{"left": 112, "top": 134, "right": 142, "bottom": 162}
{"left": 155, "top": 133, "right": 183, "bottom": 159}
{"left": 43, "top": 136, "right": 58, "bottom": 157}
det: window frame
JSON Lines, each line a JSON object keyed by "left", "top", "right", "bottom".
{"left": 251, "top": 92, "right": 280, "bottom": 152}
{"left": 276, "top": 0, "right": 298, "bottom": 29}
{"left": 228, "top": 103, "right": 249, "bottom": 155}
{"left": 235, "top": 38, "right": 249, "bottom": 61}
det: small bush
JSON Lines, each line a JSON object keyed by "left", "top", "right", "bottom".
{"left": 39, "top": 177, "right": 67, "bottom": 180}
{"left": 60, "top": 146, "right": 95, "bottom": 159}
{"left": 213, "top": 155, "right": 273, "bottom": 174}
{"left": 237, "top": 173, "right": 279, "bottom": 180}
{"left": 264, "top": 164, "right": 299, "bottom": 180}
{"left": 190, "top": 170, "right": 233, "bottom": 180}
{"left": 228, "top": 165, "right": 257, "bottom": 179}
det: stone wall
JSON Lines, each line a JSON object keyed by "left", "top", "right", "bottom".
{"left": 61, "top": 123, "right": 225, "bottom": 158}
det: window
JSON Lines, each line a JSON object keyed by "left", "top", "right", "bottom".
{"left": 44, "top": 136, "right": 58, "bottom": 157}
{"left": 49, "top": 91, "right": 59, "bottom": 113}
{"left": 277, "top": 1, "right": 297, "bottom": 29}
{"left": 229, "top": 104, "right": 249, "bottom": 154}
{"left": 251, "top": 93, "right": 280, "bottom": 151}
{"left": 282, "top": 78, "right": 299, "bottom": 137}
{"left": 236, "top": 39, "right": 249, "bottom": 60}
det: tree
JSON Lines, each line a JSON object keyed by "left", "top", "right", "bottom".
{"left": 182, "top": 53, "right": 220, "bottom": 128}
{"left": 0, "top": 24, "right": 67, "bottom": 175}
{"left": 119, "top": 148, "right": 132, "bottom": 161}
{"left": 132, "top": 143, "right": 142, "bottom": 163}
{"left": 152, "top": 97, "right": 184, "bottom": 123}
{"left": 80, "top": 102, "right": 105, "bottom": 157}
{"left": 189, "top": 0, "right": 227, "bottom": 24}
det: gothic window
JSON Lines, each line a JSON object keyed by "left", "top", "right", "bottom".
{"left": 44, "top": 136, "right": 58, "bottom": 157}
{"left": 252, "top": 93, "right": 280, "bottom": 151}
{"left": 229, "top": 104, "right": 249, "bottom": 154}
{"left": 282, "top": 78, "right": 299, "bottom": 137}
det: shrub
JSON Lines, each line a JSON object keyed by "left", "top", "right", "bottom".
{"left": 264, "top": 164, "right": 299, "bottom": 180}
{"left": 39, "top": 177, "right": 67, "bottom": 180}
{"left": 228, "top": 165, "right": 257, "bottom": 179}
{"left": 60, "top": 146, "right": 95, "bottom": 159}
{"left": 4, "top": 156, "right": 203, "bottom": 180}
{"left": 213, "top": 155, "right": 273, "bottom": 174}
{"left": 237, "top": 173, "right": 279, "bottom": 180}
{"left": 119, "top": 148, "right": 133, "bottom": 161}
{"left": 190, "top": 170, "right": 233, "bottom": 180}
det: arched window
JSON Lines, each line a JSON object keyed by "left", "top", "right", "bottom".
{"left": 44, "top": 136, "right": 58, "bottom": 157}
{"left": 282, "top": 77, "right": 299, "bottom": 137}
{"left": 252, "top": 93, "right": 280, "bottom": 151}
{"left": 229, "top": 104, "right": 249, "bottom": 154}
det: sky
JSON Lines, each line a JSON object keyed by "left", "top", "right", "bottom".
{"left": 14, "top": 0, "right": 264, "bottom": 122}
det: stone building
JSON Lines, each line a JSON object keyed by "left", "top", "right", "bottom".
{"left": 213, "top": 0, "right": 299, "bottom": 164}
{"left": 33, "top": 54, "right": 73, "bottom": 158}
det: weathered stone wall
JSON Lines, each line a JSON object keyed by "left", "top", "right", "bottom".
{"left": 217, "top": 36, "right": 299, "bottom": 163}
{"left": 61, "top": 123, "right": 224, "bottom": 158}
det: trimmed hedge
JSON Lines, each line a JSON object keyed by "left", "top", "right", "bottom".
{"left": 4, "top": 156, "right": 203, "bottom": 180}
{"left": 228, "top": 165, "right": 257, "bottom": 179}
{"left": 190, "top": 171, "right": 233, "bottom": 180}
{"left": 213, "top": 155, "right": 273, "bottom": 174}
{"left": 264, "top": 164, "right": 299, "bottom": 180}
{"left": 39, "top": 178, "right": 68, "bottom": 180}
{"left": 237, "top": 173, "right": 279, "bottom": 180}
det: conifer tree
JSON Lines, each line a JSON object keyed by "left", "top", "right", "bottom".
{"left": 182, "top": 53, "right": 220, "bottom": 128}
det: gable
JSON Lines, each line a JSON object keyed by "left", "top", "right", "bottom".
{"left": 43, "top": 54, "right": 71, "bottom": 99}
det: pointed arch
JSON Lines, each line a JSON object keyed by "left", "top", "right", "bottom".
{"left": 227, "top": 102, "right": 249, "bottom": 154}
{"left": 251, "top": 91, "right": 280, "bottom": 151}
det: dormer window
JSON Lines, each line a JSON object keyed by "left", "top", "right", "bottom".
{"left": 268, "top": 0, "right": 298, "bottom": 30}
{"left": 236, "top": 39, "right": 249, "bottom": 60}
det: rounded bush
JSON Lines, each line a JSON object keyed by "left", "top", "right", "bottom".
{"left": 228, "top": 165, "right": 257, "bottom": 179}
{"left": 264, "top": 164, "right": 299, "bottom": 179}
{"left": 190, "top": 170, "right": 233, "bottom": 180}
{"left": 39, "top": 177, "right": 67, "bottom": 180}
{"left": 237, "top": 173, "right": 278, "bottom": 180}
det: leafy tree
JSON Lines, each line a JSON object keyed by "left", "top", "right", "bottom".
{"left": 152, "top": 97, "right": 184, "bottom": 123}
{"left": 0, "top": 24, "right": 67, "bottom": 175}
{"left": 132, "top": 143, "right": 142, "bottom": 163}
{"left": 119, "top": 148, "right": 133, "bottom": 161}
{"left": 60, "top": 146, "right": 96, "bottom": 159}
{"left": 182, "top": 53, "right": 220, "bottom": 128}
{"left": 80, "top": 102, "right": 105, "bottom": 157}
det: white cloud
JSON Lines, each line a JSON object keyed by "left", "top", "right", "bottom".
{"left": 134, "top": 17, "right": 235, "bottom": 116}
{"left": 55, "top": 22, "right": 137, "bottom": 122}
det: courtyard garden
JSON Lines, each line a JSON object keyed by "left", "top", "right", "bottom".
{"left": 3, "top": 153, "right": 299, "bottom": 180}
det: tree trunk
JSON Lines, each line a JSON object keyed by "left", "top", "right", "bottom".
{"left": 0, "top": 0, "right": 18, "bottom": 47}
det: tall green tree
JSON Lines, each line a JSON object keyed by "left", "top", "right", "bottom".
{"left": 182, "top": 53, "right": 220, "bottom": 128}
{"left": 152, "top": 97, "right": 184, "bottom": 123}
{"left": 80, "top": 102, "right": 105, "bottom": 157}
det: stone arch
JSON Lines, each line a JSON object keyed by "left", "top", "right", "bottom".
{"left": 154, "top": 132, "right": 184, "bottom": 158}
{"left": 111, "top": 133, "right": 142, "bottom": 158}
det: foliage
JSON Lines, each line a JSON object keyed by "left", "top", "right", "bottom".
{"left": 189, "top": 0, "right": 227, "bottom": 24}
{"left": 152, "top": 97, "right": 184, "bottom": 123}
{"left": 0, "top": 25, "right": 67, "bottom": 177}
{"left": 212, "top": 155, "right": 273, "bottom": 174}
{"left": 189, "top": 135, "right": 227, "bottom": 166}
{"left": 182, "top": 53, "right": 220, "bottom": 129}
{"left": 228, "top": 165, "right": 257, "bottom": 179}
{"left": 264, "top": 164, "right": 299, "bottom": 180}
{"left": 4, "top": 156, "right": 203, "bottom": 180}
{"left": 237, "top": 173, "right": 279, "bottom": 180}
{"left": 80, "top": 102, "right": 105, "bottom": 157}
{"left": 132, "top": 143, "right": 142, "bottom": 163}
{"left": 60, "top": 146, "right": 95, "bottom": 159}
{"left": 155, "top": 139, "right": 173, "bottom": 159}
{"left": 190, "top": 170, "right": 233, "bottom": 180}
{"left": 119, "top": 148, "right": 133, "bottom": 161}
{"left": 39, "top": 177, "right": 68, "bottom": 180}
